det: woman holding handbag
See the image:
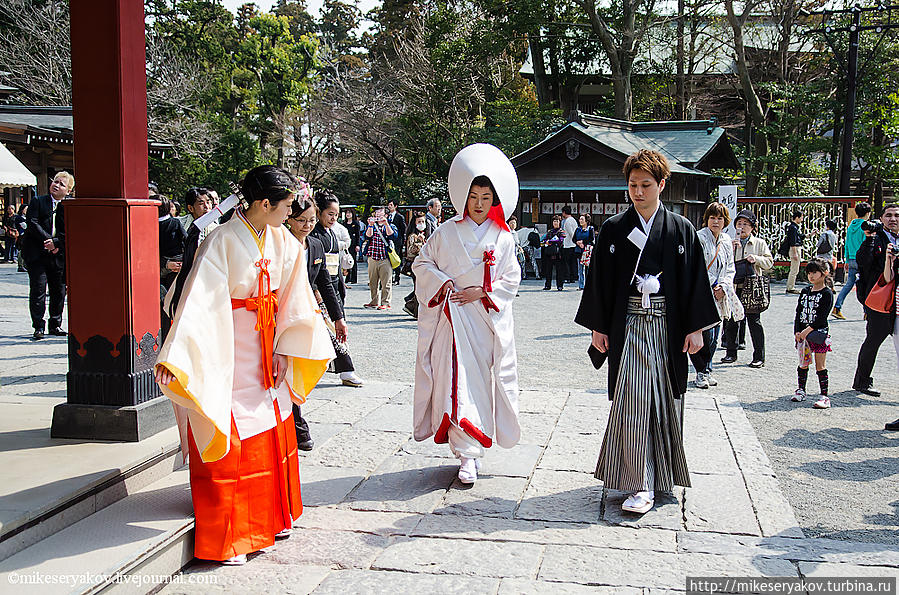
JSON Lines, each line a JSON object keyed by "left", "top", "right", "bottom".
{"left": 721, "top": 210, "right": 773, "bottom": 368}
{"left": 541, "top": 215, "right": 566, "bottom": 291}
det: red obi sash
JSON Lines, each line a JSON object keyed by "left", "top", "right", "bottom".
{"left": 231, "top": 258, "right": 279, "bottom": 389}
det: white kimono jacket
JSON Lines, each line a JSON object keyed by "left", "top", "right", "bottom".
{"left": 412, "top": 216, "right": 521, "bottom": 449}
{"left": 157, "top": 213, "right": 335, "bottom": 463}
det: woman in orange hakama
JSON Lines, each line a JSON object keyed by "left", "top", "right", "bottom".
{"left": 155, "top": 166, "right": 334, "bottom": 565}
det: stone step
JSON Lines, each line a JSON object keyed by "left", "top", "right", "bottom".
{"left": 0, "top": 467, "right": 194, "bottom": 595}
{"left": 0, "top": 430, "right": 182, "bottom": 562}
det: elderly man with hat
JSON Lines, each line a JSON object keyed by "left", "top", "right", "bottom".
{"left": 720, "top": 209, "right": 774, "bottom": 368}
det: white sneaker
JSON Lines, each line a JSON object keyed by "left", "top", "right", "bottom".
{"left": 621, "top": 491, "right": 655, "bottom": 514}
{"left": 340, "top": 371, "right": 364, "bottom": 387}
{"left": 792, "top": 389, "right": 806, "bottom": 402}
{"left": 458, "top": 457, "right": 478, "bottom": 484}
{"left": 813, "top": 396, "right": 831, "bottom": 409}
{"left": 695, "top": 372, "right": 709, "bottom": 389}
{"left": 275, "top": 528, "right": 292, "bottom": 539}
{"left": 222, "top": 554, "right": 247, "bottom": 566}
{"left": 707, "top": 374, "right": 718, "bottom": 387}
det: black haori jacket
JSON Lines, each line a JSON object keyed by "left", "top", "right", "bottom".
{"left": 575, "top": 205, "right": 719, "bottom": 399}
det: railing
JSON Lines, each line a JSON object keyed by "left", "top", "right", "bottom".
{"left": 736, "top": 196, "right": 865, "bottom": 267}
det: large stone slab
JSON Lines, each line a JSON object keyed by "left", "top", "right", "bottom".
{"left": 300, "top": 423, "right": 352, "bottom": 454}
{"left": 741, "top": 473, "right": 804, "bottom": 538}
{"left": 518, "top": 390, "right": 567, "bottom": 415}
{"left": 434, "top": 476, "right": 529, "bottom": 518}
{"left": 565, "top": 390, "right": 610, "bottom": 408}
{"left": 355, "top": 403, "right": 413, "bottom": 433}
{"left": 308, "top": 429, "right": 408, "bottom": 472}
{"left": 299, "top": 464, "right": 368, "bottom": 506}
{"left": 304, "top": 397, "right": 390, "bottom": 425}
{"left": 554, "top": 405, "right": 608, "bottom": 435}
{"left": 258, "top": 529, "right": 390, "bottom": 569}
{"left": 684, "top": 474, "right": 761, "bottom": 536}
{"left": 602, "top": 488, "right": 684, "bottom": 531}
{"left": 165, "top": 562, "right": 331, "bottom": 594}
{"left": 516, "top": 469, "right": 602, "bottom": 524}
{"left": 480, "top": 443, "right": 544, "bottom": 478}
{"left": 372, "top": 537, "right": 544, "bottom": 579}
{"left": 311, "top": 380, "right": 409, "bottom": 401}
{"left": 399, "top": 437, "right": 455, "bottom": 459}
{"left": 294, "top": 507, "right": 421, "bottom": 537}
{"left": 343, "top": 455, "right": 457, "bottom": 514}
{"left": 538, "top": 546, "right": 798, "bottom": 588}
{"left": 679, "top": 532, "right": 899, "bottom": 568}
{"left": 538, "top": 432, "right": 600, "bottom": 474}
{"left": 683, "top": 395, "right": 718, "bottom": 410}
{"left": 313, "top": 569, "right": 499, "bottom": 594}
{"left": 410, "top": 514, "right": 676, "bottom": 552}
{"left": 683, "top": 431, "right": 740, "bottom": 476}
{"left": 730, "top": 434, "right": 777, "bottom": 477}
{"left": 682, "top": 407, "right": 725, "bottom": 437}
{"left": 297, "top": 398, "right": 331, "bottom": 415}
{"left": 517, "top": 412, "right": 558, "bottom": 446}
{"left": 498, "top": 578, "right": 640, "bottom": 595}
{"left": 798, "top": 561, "right": 899, "bottom": 579}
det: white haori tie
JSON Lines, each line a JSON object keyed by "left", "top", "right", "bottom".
{"left": 635, "top": 273, "right": 661, "bottom": 309}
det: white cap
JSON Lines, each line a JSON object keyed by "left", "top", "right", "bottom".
{"left": 447, "top": 143, "right": 519, "bottom": 221}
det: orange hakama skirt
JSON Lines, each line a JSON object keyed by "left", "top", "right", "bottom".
{"left": 187, "top": 410, "right": 302, "bottom": 561}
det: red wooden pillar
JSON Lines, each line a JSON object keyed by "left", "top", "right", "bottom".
{"left": 51, "top": 0, "right": 172, "bottom": 440}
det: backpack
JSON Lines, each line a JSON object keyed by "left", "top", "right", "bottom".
{"left": 777, "top": 235, "right": 791, "bottom": 258}
{"left": 527, "top": 231, "right": 540, "bottom": 248}
{"left": 816, "top": 232, "right": 834, "bottom": 255}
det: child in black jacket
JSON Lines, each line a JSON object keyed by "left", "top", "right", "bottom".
{"left": 792, "top": 258, "right": 834, "bottom": 408}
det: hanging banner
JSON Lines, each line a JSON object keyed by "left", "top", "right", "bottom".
{"left": 719, "top": 185, "right": 738, "bottom": 238}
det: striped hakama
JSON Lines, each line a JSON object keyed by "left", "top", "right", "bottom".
{"left": 595, "top": 296, "right": 691, "bottom": 492}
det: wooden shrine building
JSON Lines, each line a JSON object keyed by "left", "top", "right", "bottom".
{"left": 511, "top": 112, "right": 740, "bottom": 228}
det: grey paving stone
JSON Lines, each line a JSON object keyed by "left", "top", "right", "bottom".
{"left": 387, "top": 387, "right": 414, "bottom": 405}
{"left": 355, "top": 403, "right": 413, "bottom": 433}
{"left": 304, "top": 397, "right": 390, "bottom": 425}
{"left": 372, "top": 537, "right": 544, "bottom": 579}
{"left": 308, "top": 429, "right": 407, "bottom": 472}
{"left": 565, "top": 390, "right": 610, "bottom": 408}
{"left": 741, "top": 473, "right": 804, "bottom": 538}
{"left": 343, "top": 455, "right": 456, "bottom": 513}
{"left": 300, "top": 423, "right": 351, "bottom": 454}
{"left": 684, "top": 395, "right": 718, "bottom": 410}
{"left": 684, "top": 431, "right": 741, "bottom": 475}
{"left": 258, "top": 529, "right": 390, "bottom": 569}
{"left": 299, "top": 464, "right": 368, "bottom": 506}
{"left": 684, "top": 474, "right": 761, "bottom": 536}
{"left": 798, "top": 561, "right": 899, "bottom": 579}
{"left": 311, "top": 380, "right": 409, "bottom": 401}
{"left": 678, "top": 532, "right": 899, "bottom": 568}
{"left": 538, "top": 546, "right": 798, "bottom": 588}
{"left": 517, "top": 412, "right": 557, "bottom": 446}
{"left": 165, "top": 562, "right": 331, "bottom": 594}
{"left": 516, "top": 469, "right": 602, "bottom": 524}
{"left": 682, "top": 407, "right": 725, "bottom": 437}
{"left": 293, "top": 507, "right": 421, "bottom": 537}
{"left": 538, "top": 432, "right": 600, "bottom": 474}
{"left": 716, "top": 400, "right": 759, "bottom": 436}
{"left": 480, "top": 443, "right": 544, "bottom": 477}
{"left": 498, "top": 578, "right": 641, "bottom": 594}
{"left": 297, "top": 398, "right": 331, "bottom": 415}
{"left": 602, "top": 488, "right": 684, "bottom": 531}
{"left": 313, "top": 569, "right": 499, "bottom": 594}
{"left": 410, "top": 514, "right": 677, "bottom": 552}
{"left": 730, "top": 435, "right": 777, "bottom": 477}
{"left": 434, "top": 476, "right": 530, "bottom": 518}
{"left": 399, "top": 437, "right": 455, "bottom": 458}
{"left": 518, "top": 390, "right": 567, "bottom": 414}
{"left": 554, "top": 405, "right": 609, "bottom": 435}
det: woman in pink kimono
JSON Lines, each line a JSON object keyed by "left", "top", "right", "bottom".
{"left": 412, "top": 144, "right": 522, "bottom": 484}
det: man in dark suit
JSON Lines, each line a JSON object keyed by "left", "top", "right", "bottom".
{"left": 22, "top": 172, "right": 72, "bottom": 340}
{"left": 386, "top": 199, "right": 406, "bottom": 285}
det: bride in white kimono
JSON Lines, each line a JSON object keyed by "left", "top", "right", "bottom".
{"left": 413, "top": 143, "right": 522, "bottom": 484}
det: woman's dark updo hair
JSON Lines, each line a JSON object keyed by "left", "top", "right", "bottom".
{"left": 290, "top": 197, "right": 316, "bottom": 219}
{"left": 470, "top": 175, "right": 500, "bottom": 207}
{"left": 241, "top": 165, "right": 298, "bottom": 205}
{"left": 156, "top": 195, "right": 171, "bottom": 217}
{"left": 314, "top": 190, "right": 339, "bottom": 212}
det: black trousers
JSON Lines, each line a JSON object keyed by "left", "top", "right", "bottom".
{"left": 27, "top": 255, "right": 66, "bottom": 331}
{"left": 404, "top": 272, "right": 419, "bottom": 317}
{"left": 853, "top": 309, "right": 893, "bottom": 388}
{"left": 724, "top": 312, "right": 765, "bottom": 362}
{"left": 292, "top": 404, "right": 311, "bottom": 442}
{"left": 562, "top": 247, "right": 576, "bottom": 281}
{"left": 543, "top": 258, "right": 565, "bottom": 289}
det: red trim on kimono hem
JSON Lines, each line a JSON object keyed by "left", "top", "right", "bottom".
{"left": 434, "top": 413, "right": 451, "bottom": 444}
{"left": 459, "top": 418, "right": 493, "bottom": 448}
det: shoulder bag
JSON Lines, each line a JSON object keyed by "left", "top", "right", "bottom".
{"left": 372, "top": 223, "right": 401, "bottom": 269}
{"left": 864, "top": 274, "right": 896, "bottom": 314}
{"left": 740, "top": 274, "right": 770, "bottom": 313}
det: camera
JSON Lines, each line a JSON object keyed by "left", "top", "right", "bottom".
{"left": 890, "top": 244, "right": 899, "bottom": 256}
{"left": 861, "top": 219, "right": 883, "bottom": 233}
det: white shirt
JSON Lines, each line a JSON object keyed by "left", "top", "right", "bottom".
{"left": 562, "top": 215, "right": 578, "bottom": 248}
{"left": 638, "top": 203, "right": 661, "bottom": 235}
{"left": 51, "top": 198, "right": 61, "bottom": 236}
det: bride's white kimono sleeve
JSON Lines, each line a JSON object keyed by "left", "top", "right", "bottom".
{"left": 156, "top": 222, "right": 334, "bottom": 463}
{"left": 412, "top": 219, "right": 521, "bottom": 449}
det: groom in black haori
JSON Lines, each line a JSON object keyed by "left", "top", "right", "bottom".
{"left": 575, "top": 149, "right": 719, "bottom": 514}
